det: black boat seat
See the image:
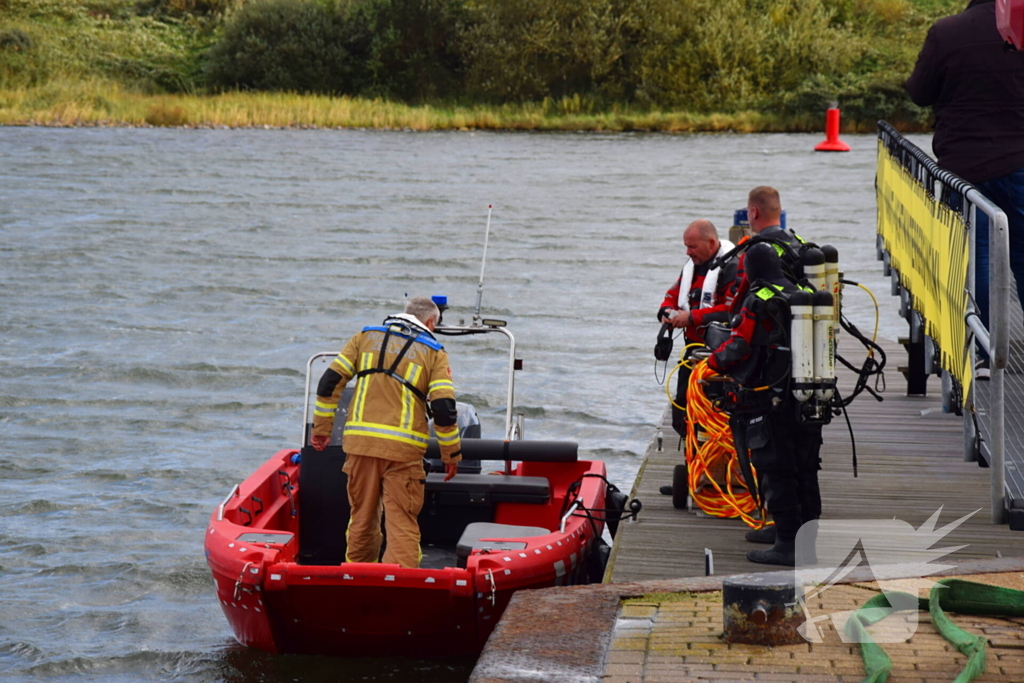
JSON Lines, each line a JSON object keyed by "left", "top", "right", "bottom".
{"left": 455, "top": 522, "right": 551, "bottom": 564}
{"left": 423, "top": 473, "right": 550, "bottom": 504}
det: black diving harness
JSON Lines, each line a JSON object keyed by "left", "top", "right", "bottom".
{"left": 354, "top": 319, "right": 435, "bottom": 419}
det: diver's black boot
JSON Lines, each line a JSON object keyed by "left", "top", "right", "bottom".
{"left": 744, "top": 526, "right": 776, "bottom": 544}
{"left": 746, "top": 540, "right": 795, "bottom": 566}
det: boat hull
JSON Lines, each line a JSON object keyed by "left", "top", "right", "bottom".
{"left": 206, "top": 448, "right": 608, "bottom": 657}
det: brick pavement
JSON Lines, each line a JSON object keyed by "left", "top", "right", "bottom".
{"left": 470, "top": 560, "right": 1024, "bottom": 683}
{"left": 604, "top": 574, "right": 1024, "bottom": 683}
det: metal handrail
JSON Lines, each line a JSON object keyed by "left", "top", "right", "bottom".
{"left": 433, "top": 323, "right": 518, "bottom": 441}
{"left": 302, "top": 321, "right": 520, "bottom": 446}
{"left": 303, "top": 351, "right": 336, "bottom": 447}
{"left": 876, "top": 121, "right": 1010, "bottom": 523}
{"left": 217, "top": 484, "right": 239, "bottom": 522}
{"left": 560, "top": 500, "right": 581, "bottom": 533}
{"left": 965, "top": 189, "right": 1010, "bottom": 523}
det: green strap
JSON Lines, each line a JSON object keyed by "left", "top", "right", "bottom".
{"left": 844, "top": 579, "right": 1024, "bottom": 683}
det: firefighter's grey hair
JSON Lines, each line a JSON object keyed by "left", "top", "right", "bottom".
{"left": 405, "top": 297, "right": 440, "bottom": 326}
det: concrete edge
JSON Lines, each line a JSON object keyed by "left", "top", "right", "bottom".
{"left": 469, "top": 555, "right": 1024, "bottom": 683}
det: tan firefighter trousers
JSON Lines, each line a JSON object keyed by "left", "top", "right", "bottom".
{"left": 342, "top": 453, "right": 426, "bottom": 568}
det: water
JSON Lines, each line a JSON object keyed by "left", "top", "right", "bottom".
{"left": 0, "top": 127, "right": 917, "bottom": 681}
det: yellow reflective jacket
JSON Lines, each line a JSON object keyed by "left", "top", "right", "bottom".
{"left": 312, "top": 316, "right": 462, "bottom": 464}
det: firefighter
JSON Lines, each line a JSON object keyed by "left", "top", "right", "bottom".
{"left": 708, "top": 244, "right": 823, "bottom": 566}
{"left": 657, "top": 219, "right": 738, "bottom": 438}
{"left": 310, "top": 297, "right": 462, "bottom": 569}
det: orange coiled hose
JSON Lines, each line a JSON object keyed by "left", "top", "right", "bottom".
{"left": 684, "top": 359, "right": 769, "bottom": 529}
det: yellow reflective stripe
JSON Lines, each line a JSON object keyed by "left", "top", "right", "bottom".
{"left": 333, "top": 353, "right": 355, "bottom": 376}
{"left": 344, "top": 421, "right": 430, "bottom": 447}
{"left": 314, "top": 398, "right": 337, "bottom": 417}
{"left": 345, "top": 421, "right": 431, "bottom": 439}
{"left": 428, "top": 379, "right": 455, "bottom": 399}
{"left": 353, "top": 352, "right": 374, "bottom": 422}
{"left": 434, "top": 424, "right": 460, "bottom": 445}
{"left": 400, "top": 363, "right": 422, "bottom": 431}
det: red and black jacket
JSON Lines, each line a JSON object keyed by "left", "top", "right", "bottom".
{"left": 657, "top": 259, "right": 739, "bottom": 343}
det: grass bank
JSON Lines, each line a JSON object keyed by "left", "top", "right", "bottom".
{"left": 0, "top": 80, "right": 916, "bottom": 132}
{"left": 0, "top": 0, "right": 954, "bottom": 131}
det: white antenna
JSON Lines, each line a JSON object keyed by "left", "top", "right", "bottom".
{"left": 473, "top": 205, "right": 493, "bottom": 323}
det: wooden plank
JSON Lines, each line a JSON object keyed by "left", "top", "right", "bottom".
{"left": 607, "top": 337, "right": 1023, "bottom": 583}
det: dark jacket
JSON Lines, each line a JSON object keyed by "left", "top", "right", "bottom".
{"left": 906, "top": 0, "right": 1024, "bottom": 183}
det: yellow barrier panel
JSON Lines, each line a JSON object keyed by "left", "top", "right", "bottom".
{"left": 876, "top": 139, "right": 972, "bottom": 403}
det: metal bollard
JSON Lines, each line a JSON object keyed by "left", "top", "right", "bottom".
{"left": 722, "top": 575, "right": 805, "bottom": 646}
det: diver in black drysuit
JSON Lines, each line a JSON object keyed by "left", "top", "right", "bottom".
{"left": 708, "top": 243, "right": 823, "bottom": 566}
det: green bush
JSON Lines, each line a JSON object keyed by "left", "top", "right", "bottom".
{"left": 641, "top": 0, "right": 865, "bottom": 111}
{"left": 462, "top": 0, "right": 864, "bottom": 111}
{"left": 0, "top": 0, "right": 976, "bottom": 124}
{"left": 462, "top": 0, "right": 677, "bottom": 103}
{"left": 779, "top": 72, "right": 931, "bottom": 126}
{"left": 204, "top": 0, "right": 354, "bottom": 93}
{"left": 0, "top": 28, "right": 33, "bottom": 51}
{"left": 205, "top": 0, "right": 467, "bottom": 100}
{"left": 139, "top": 0, "right": 238, "bottom": 18}
{"left": 0, "top": 0, "right": 212, "bottom": 92}
{"left": 338, "top": 0, "right": 467, "bottom": 101}
{"left": 0, "top": 24, "right": 50, "bottom": 88}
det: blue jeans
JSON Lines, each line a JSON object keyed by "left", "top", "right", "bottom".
{"left": 974, "top": 165, "right": 1024, "bottom": 332}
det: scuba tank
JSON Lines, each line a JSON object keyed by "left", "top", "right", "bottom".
{"left": 812, "top": 289, "right": 836, "bottom": 401}
{"left": 822, "top": 245, "right": 840, "bottom": 346}
{"left": 801, "top": 247, "right": 826, "bottom": 292}
{"left": 789, "top": 290, "right": 815, "bottom": 403}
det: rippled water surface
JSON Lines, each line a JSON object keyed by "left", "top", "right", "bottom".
{"left": 0, "top": 128, "right": 917, "bottom": 681}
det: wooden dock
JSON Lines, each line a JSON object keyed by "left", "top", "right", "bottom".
{"left": 606, "top": 337, "right": 1024, "bottom": 582}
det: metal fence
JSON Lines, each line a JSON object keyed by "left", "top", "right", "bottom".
{"left": 876, "top": 121, "right": 1020, "bottom": 527}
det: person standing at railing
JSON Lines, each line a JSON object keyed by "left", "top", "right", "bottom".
{"left": 657, "top": 219, "right": 738, "bottom": 438}
{"left": 906, "top": 0, "right": 1024, "bottom": 346}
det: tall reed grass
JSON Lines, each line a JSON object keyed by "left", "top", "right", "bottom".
{"left": 0, "top": 81, "right": 904, "bottom": 131}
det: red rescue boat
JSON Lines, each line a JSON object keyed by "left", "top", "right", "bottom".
{"left": 204, "top": 319, "right": 636, "bottom": 658}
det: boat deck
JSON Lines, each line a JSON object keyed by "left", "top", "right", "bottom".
{"left": 606, "top": 336, "right": 1024, "bottom": 583}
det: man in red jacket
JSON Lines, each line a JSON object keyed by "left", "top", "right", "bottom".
{"left": 657, "top": 219, "right": 737, "bottom": 438}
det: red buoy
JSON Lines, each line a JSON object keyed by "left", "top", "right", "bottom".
{"left": 814, "top": 108, "right": 850, "bottom": 152}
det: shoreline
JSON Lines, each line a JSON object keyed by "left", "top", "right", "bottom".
{"left": 0, "top": 85, "right": 930, "bottom": 133}
{"left": 0, "top": 118, "right": 932, "bottom": 133}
